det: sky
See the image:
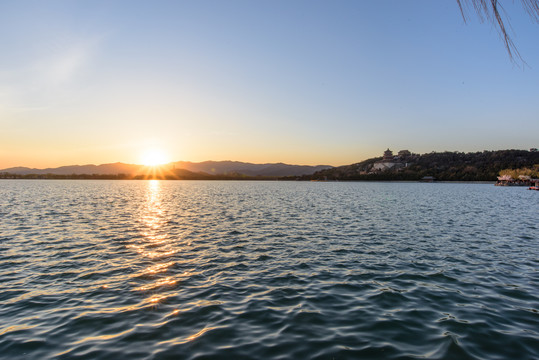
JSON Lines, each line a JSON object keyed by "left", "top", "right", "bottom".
{"left": 1, "top": 0, "right": 538, "bottom": 168}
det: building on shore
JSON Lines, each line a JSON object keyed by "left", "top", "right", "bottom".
{"left": 372, "top": 148, "right": 407, "bottom": 172}
{"left": 495, "top": 174, "right": 539, "bottom": 186}
{"left": 420, "top": 176, "right": 436, "bottom": 182}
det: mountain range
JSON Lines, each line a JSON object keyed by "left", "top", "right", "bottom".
{"left": 172, "top": 161, "right": 331, "bottom": 177}
{"left": 5, "top": 149, "right": 537, "bottom": 181}
{"left": 0, "top": 161, "right": 332, "bottom": 177}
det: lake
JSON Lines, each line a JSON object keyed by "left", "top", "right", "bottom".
{"left": 1, "top": 180, "right": 538, "bottom": 359}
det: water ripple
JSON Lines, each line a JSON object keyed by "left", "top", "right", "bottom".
{"left": 0, "top": 180, "right": 538, "bottom": 359}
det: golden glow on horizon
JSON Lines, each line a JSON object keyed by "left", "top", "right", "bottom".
{"left": 140, "top": 148, "right": 169, "bottom": 167}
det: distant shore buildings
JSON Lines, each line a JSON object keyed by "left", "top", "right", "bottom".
{"left": 371, "top": 148, "right": 411, "bottom": 172}
{"left": 496, "top": 174, "right": 539, "bottom": 187}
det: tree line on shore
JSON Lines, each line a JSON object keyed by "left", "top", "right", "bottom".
{"left": 0, "top": 171, "right": 279, "bottom": 181}
{"left": 305, "top": 150, "right": 539, "bottom": 181}
{"left": 2, "top": 150, "right": 537, "bottom": 182}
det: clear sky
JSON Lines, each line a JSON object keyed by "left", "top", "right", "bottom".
{"left": 1, "top": 0, "right": 538, "bottom": 168}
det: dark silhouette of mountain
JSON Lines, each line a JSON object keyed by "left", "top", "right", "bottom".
{"left": 1, "top": 161, "right": 332, "bottom": 177}
{"left": 174, "top": 161, "right": 331, "bottom": 176}
{"left": 0, "top": 163, "right": 144, "bottom": 175}
{"left": 0, "top": 167, "right": 34, "bottom": 174}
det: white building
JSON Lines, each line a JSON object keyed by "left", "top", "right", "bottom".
{"left": 371, "top": 148, "right": 405, "bottom": 172}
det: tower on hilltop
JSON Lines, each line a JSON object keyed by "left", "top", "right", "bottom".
{"left": 383, "top": 148, "right": 394, "bottom": 161}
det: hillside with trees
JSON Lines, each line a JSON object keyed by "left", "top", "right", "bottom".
{"left": 308, "top": 150, "right": 539, "bottom": 181}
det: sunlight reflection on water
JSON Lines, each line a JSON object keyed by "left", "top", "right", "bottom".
{"left": 129, "top": 180, "right": 179, "bottom": 305}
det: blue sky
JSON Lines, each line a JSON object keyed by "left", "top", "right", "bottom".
{"left": 1, "top": 0, "right": 538, "bottom": 168}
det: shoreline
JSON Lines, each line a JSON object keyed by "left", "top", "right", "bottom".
{"left": 0, "top": 177, "right": 497, "bottom": 184}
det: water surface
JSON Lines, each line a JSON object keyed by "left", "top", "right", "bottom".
{"left": 1, "top": 180, "right": 538, "bottom": 359}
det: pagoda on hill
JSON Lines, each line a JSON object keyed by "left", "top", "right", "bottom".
{"left": 383, "top": 148, "right": 394, "bottom": 161}
{"left": 372, "top": 148, "right": 406, "bottom": 172}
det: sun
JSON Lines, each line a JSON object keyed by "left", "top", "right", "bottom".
{"left": 140, "top": 148, "right": 169, "bottom": 166}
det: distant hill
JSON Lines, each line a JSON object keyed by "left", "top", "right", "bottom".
{"left": 174, "top": 161, "right": 332, "bottom": 177}
{"left": 309, "top": 149, "right": 539, "bottom": 181}
{"left": 1, "top": 161, "right": 332, "bottom": 177}
{"left": 0, "top": 163, "right": 144, "bottom": 175}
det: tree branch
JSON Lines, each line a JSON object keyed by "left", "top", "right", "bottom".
{"left": 457, "top": 0, "right": 539, "bottom": 65}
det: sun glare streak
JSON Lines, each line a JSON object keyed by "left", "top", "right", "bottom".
{"left": 136, "top": 159, "right": 180, "bottom": 180}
